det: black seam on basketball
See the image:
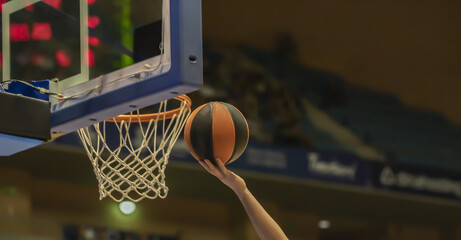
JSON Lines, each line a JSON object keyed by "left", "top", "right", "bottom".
{"left": 220, "top": 102, "right": 249, "bottom": 164}
{"left": 185, "top": 104, "right": 207, "bottom": 161}
{"left": 213, "top": 102, "right": 236, "bottom": 164}
{"left": 189, "top": 103, "right": 214, "bottom": 161}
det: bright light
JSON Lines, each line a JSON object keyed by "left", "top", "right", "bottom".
{"left": 88, "top": 16, "right": 100, "bottom": 28}
{"left": 119, "top": 201, "right": 136, "bottom": 215}
{"left": 32, "top": 23, "right": 52, "bottom": 41}
{"left": 44, "top": 0, "right": 61, "bottom": 9}
{"left": 86, "top": 49, "right": 95, "bottom": 67}
{"left": 55, "top": 50, "right": 71, "bottom": 67}
{"left": 318, "top": 220, "right": 331, "bottom": 229}
{"left": 88, "top": 36, "right": 100, "bottom": 46}
{"left": 10, "top": 23, "right": 30, "bottom": 41}
{"left": 83, "top": 228, "right": 96, "bottom": 239}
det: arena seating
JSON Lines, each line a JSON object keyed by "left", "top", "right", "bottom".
{"left": 203, "top": 44, "right": 461, "bottom": 172}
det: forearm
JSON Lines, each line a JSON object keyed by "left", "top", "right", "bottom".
{"left": 234, "top": 187, "right": 288, "bottom": 240}
{"left": 198, "top": 159, "right": 287, "bottom": 239}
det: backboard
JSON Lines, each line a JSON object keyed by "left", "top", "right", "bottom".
{"left": 1, "top": 0, "right": 202, "bottom": 134}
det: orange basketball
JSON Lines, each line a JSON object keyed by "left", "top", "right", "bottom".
{"left": 184, "top": 102, "right": 249, "bottom": 165}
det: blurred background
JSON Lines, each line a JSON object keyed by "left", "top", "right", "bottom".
{"left": 1, "top": 0, "right": 461, "bottom": 239}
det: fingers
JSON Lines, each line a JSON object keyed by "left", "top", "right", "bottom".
{"left": 204, "top": 159, "right": 220, "bottom": 175}
{"left": 201, "top": 158, "right": 230, "bottom": 177}
{"left": 203, "top": 159, "right": 215, "bottom": 170}
{"left": 215, "top": 158, "right": 228, "bottom": 173}
{"left": 198, "top": 160, "right": 211, "bottom": 172}
{"left": 200, "top": 160, "right": 219, "bottom": 177}
{"left": 199, "top": 158, "right": 229, "bottom": 178}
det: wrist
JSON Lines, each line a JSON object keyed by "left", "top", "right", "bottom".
{"left": 233, "top": 185, "right": 249, "bottom": 198}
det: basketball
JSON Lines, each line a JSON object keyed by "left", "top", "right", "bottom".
{"left": 184, "top": 102, "right": 249, "bottom": 165}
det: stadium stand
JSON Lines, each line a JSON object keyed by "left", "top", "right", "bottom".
{"left": 199, "top": 44, "right": 461, "bottom": 172}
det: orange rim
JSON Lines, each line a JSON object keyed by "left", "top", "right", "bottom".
{"left": 106, "top": 95, "right": 192, "bottom": 123}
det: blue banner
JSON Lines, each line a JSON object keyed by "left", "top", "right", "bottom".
{"left": 56, "top": 131, "right": 461, "bottom": 201}
{"left": 57, "top": 130, "right": 369, "bottom": 188}
{"left": 371, "top": 163, "right": 461, "bottom": 200}
{"left": 170, "top": 140, "right": 369, "bottom": 187}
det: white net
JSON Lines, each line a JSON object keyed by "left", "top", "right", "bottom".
{"left": 77, "top": 98, "right": 191, "bottom": 202}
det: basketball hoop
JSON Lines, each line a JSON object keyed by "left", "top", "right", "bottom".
{"left": 77, "top": 95, "right": 192, "bottom": 202}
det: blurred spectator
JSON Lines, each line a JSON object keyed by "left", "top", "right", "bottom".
{"left": 319, "top": 75, "right": 347, "bottom": 109}
{"left": 199, "top": 44, "right": 316, "bottom": 149}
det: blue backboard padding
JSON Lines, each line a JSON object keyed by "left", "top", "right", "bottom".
{"left": 0, "top": 133, "right": 43, "bottom": 156}
{"left": 6, "top": 80, "right": 50, "bottom": 101}
{"left": 51, "top": 72, "right": 180, "bottom": 127}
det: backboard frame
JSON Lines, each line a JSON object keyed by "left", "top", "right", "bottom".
{"left": 1, "top": 0, "right": 202, "bottom": 135}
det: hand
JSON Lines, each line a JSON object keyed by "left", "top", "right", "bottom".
{"left": 199, "top": 158, "right": 247, "bottom": 194}
{"left": 200, "top": 159, "right": 288, "bottom": 240}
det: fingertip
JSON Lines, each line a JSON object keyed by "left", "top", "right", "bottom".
{"left": 215, "top": 158, "right": 227, "bottom": 171}
{"left": 198, "top": 160, "right": 207, "bottom": 168}
{"left": 203, "top": 159, "right": 214, "bottom": 168}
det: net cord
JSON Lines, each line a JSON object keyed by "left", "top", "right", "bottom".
{"left": 77, "top": 99, "right": 191, "bottom": 202}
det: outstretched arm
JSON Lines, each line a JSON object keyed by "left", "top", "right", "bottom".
{"left": 199, "top": 159, "right": 288, "bottom": 240}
